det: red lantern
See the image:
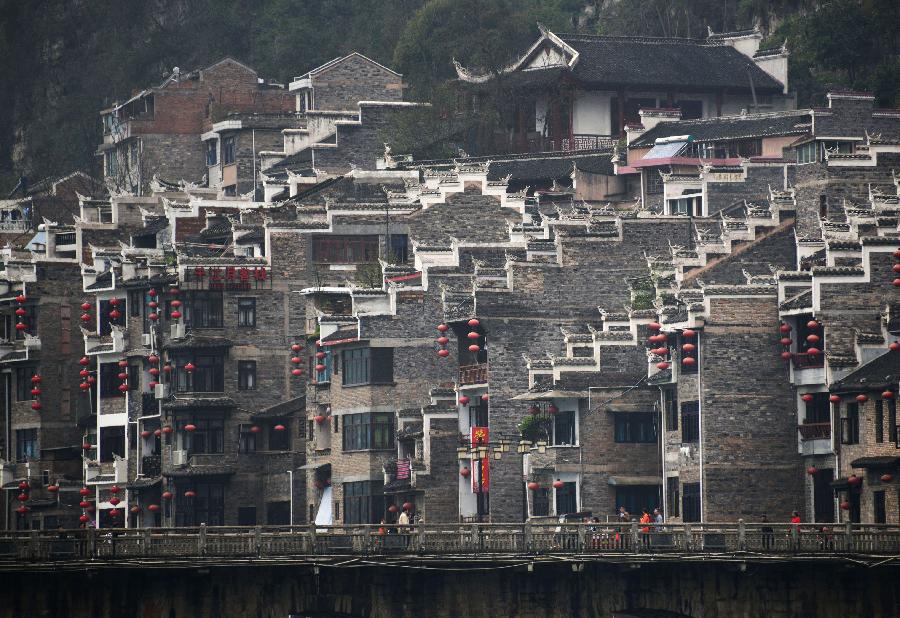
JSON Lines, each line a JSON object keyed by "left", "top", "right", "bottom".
{"left": 17, "top": 493, "right": 28, "bottom": 502}
{"left": 388, "top": 504, "right": 398, "bottom": 513}
{"left": 292, "top": 368, "right": 303, "bottom": 376}
{"left": 79, "top": 500, "right": 91, "bottom": 509}
{"left": 81, "top": 302, "right": 92, "bottom": 311}
{"left": 162, "top": 426, "right": 173, "bottom": 434}
{"left": 291, "top": 343, "right": 302, "bottom": 352}
{"left": 170, "top": 311, "right": 182, "bottom": 319}
{"left": 149, "top": 288, "right": 157, "bottom": 297}
{"left": 894, "top": 263, "right": 900, "bottom": 273}
{"left": 110, "top": 485, "right": 120, "bottom": 494}
{"left": 274, "top": 424, "right": 286, "bottom": 431}
{"left": 250, "top": 425, "right": 262, "bottom": 434}
{"left": 118, "top": 383, "right": 128, "bottom": 393}
{"left": 148, "top": 354, "right": 159, "bottom": 364}
{"left": 806, "top": 320, "right": 819, "bottom": 330}
{"left": 881, "top": 474, "right": 894, "bottom": 483}
{"left": 80, "top": 314, "right": 92, "bottom": 322}
{"left": 162, "top": 491, "right": 173, "bottom": 500}
{"left": 848, "top": 475, "right": 862, "bottom": 486}
{"left": 15, "top": 323, "right": 26, "bottom": 332}
{"left": 291, "top": 356, "right": 302, "bottom": 365}
{"left": 883, "top": 391, "right": 895, "bottom": 400}
{"left": 315, "top": 351, "right": 326, "bottom": 360}
{"left": 109, "top": 497, "right": 121, "bottom": 506}
{"left": 481, "top": 393, "right": 489, "bottom": 401}
{"left": 890, "top": 342, "right": 900, "bottom": 352}
{"left": 163, "top": 364, "right": 172, "bottom": 373}
{"left": 656, "top": 361, "right": 670, "bottom": 370}
{"left": 47, "top": 485, "right": 59, "bottom": 493}
{"left": 682, "top": 343, "right": 696, "bottom": 353}
{"left": 184, "top": 424, "right": 197, "bottom": 432}
{"left": 170, "top": 299, "right": 181, "bottom": 308}
{"left": 169, "top": 288, "right": 179, "bottom": 296}
{"left": 79, "top": 487, "right": 91, "bottom": 497}
{"left": 149, "top": 367, "right": 160, "bottom": 377}
{"left": 467, "top": 331, "right": 479, "bottom": 340}
{"left": 467, "top": 318, "right": 480, "bottom": 328}
{"left": 651, "top": 347, "right": 667, "bottom": 356}
{"left": 459, "top": 467, "right": 471, "bottom": 478}
{"left": 16, "top": 505, "right": 28, "bottom": 515}
{"left": 109, "top": 298, "right": 120, "bottom": 306}
{"left": 79, "top": 356, "right": 90, "bottom": 366}
{"left": 856, "top": 394, "right": 869, "bottom": 403}
{"left": 840, "top": 501, "right": 850, "bottom": 510}
{"left": 437, "top": 336, "right": 449, "bottom": 345}
{"left": 15, "top": 307, "right": 26, "bottom": 317}
{"left": 528, "top": 404, "right": 540, "bottom": 416}
{"left": 130, "top": 506, "right": 141, "bottom": 514}
{"left": 402, "top": 502, "right": 413, "bottom": 511}
{"left": 647, "top": 322, "right": 662, "bottom": 331}
{"left": 527, "top": 482, "right": 539, "bottom": 491}
{"left": 79, "top": 514, "right": 90, "bottom": 523}
{"left": 806, "top": 347, "right": 821, "bottom": 356}
{"left": 79, "top": 369, "right": 90, "bottom": 378}
{"left": 117, "top": 372, "right": 128, "bottom": 380}
{"left": 30, "top": 401, "right": 41, "bottom": 410}
{"left": 806, "top": 334, "right": 820, "bottom": 344}
{"left": 314, "top": 415, "right": 326, "bottom": 424}
{"left": 315, "top": 364, "right": 326, "bottom": 372}
{"left": 829, "top": 394, "right": 841, "bottom": 403}
{"left": 154, "top": 429, "right": 162, "bottom": 437}
{"left": 779, "top": 338, "right": 792, "bottom": 346}
{"left": 682, "top": 357, "right": 696, "bottom": 367}
{"left": 147, "top": 504, "right": 160, "bottom": 512}
{"left": 118, "top": 360, "right": 128, "bottom": 368}
{"left": 806, "top": 466, "right": 818, "bottom": 475}
{"left": 468, "top": 344, "right": 480, "bottom": 353}
{"left": 148, "top": 301, "right": 158, "bottom": 309}
{"left": 19, "top": 481, "right": 28, "bottom": 490}
{"left": 184, "top": 490, "right": 196, "bottom": 498}
{"left": 109, "top": 309, "right": 121, "bottom": 319}
{"left": 30, "top": 387, "right": 41, "bottom": 396}
{"left": 15, "top": 294, "right": 26, "bottom": 304}
{"left": 779, "top": 323, "right": 792, "bottom": 334}
{"left": 30, "top": 375, "right": 41, "bottom": 384}
{"left": 82, "top": 442, "right": 92, "bottom": 450}
{"left": 547, "top": 404, "right": 559, "bottom": 415}
{"left": 552, "top": 479, "right": 565, "bottom": 489}
{"left": 780, "top": 351, "right": 792, "bottom": 361}
{"left": 148, "top": 313, "right": 158, "bottom": 321}
{"left": 140, "top": 430, "right": 151, "bottom": 438}
{"left": 801, "top": 393, "right": 814, "bottom": 402}
{"left": 437, "top": 324, "right": 449, "bottom": 333}
{"left": 458, "top": 396, "right": 470, "bottom": 406}
{"left": 683, "top": 329, "right": 696, "bottom": 339}
{"left": 79, "top": 381, "right": 90, "bottom": 391}
{"left": 438, "top": 349, "right": 450, "bottom": 358}
{"left": 184, "top": 362, "right": 195, "bottom": 372}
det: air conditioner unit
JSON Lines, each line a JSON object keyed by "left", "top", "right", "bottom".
{"left": 172, "top": 449, "right": 188, "bottom": 466}
{"left": 170, "top": 323, "right": 185, "bottom": 340}
{"left": 141, "top": 334, "right": 152, "bottom": 347}
{"left": 154, "top": 383, "right": 167, "bottom": 399}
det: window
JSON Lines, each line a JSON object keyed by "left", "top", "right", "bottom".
{"left": 681, "top": 402, "right": 700, "bottom": 443}
{"left": 804, "top": 393, "right": 830, "bottom": 424}
{"left": 552, "top": 410, "right": 576, "bottom": 446}
{"left": 238, "top": 424, "right": 257, "bottom": 453}
{"left": 682, "top": 483, "right": 701, "bottom": 522}
{"left": 875, "top": 400, "right": 884, "bottom": 443}
{"left": 342, "top": 412, "right": 395, "bottom": 451}
{"left": 105, "top": 152, "right": 118, "bottom": 177}
{"left": 15, "top": 366, "right": 36, "bottom": 402}
{"left": 99, "top": 362, "right": 122, "bottom": 398}
{"left": 268, "top": 423, "right": 290, "bottom": 451}
{"left": 888, "top": 399, "right": 897, "bottom": 446}
{"left": 127, "top": 290, "right": 142, "bottom": 318}
{"left": 223, "top": 185, "right": 236, "bottom": 197}
{"left": 206, "top": 140, "right": 218, "bottom": 166}
{"left": 99, "top": 426, "right": 125, "bottom": 462}
{"left": 238, "top": 506, "right": 257, "bottom": 525}
{"left": 874, "top": 491, "right": 886, "bottom": 524}
{"left": 16, "top": 428, "right": 37, "bottom": 462}
{"left": 614, "top": 412, "right": 657, "bottom": 443}
{"left": 675, "top": 100, "right": 703, "bottom": 120}
{"left": 267, "top": 501, "right": 291, "bottom": 525}
{"left": 175, "top": 482, "right": 224, "bottom": 527}
{"left": 182, "top": 417, "right": 224, "bottom": 454}
{"left": 343, "top": 480, "right": 384, "bottom": 525}
{"left": 664, "top": 390, "right": 678, "bottom": 432}
{"left": 645, "top": 171, "right": 663, "bottom": 195}
{"left": 174, "top": 353, "right": 225, "bottom": 393}
{"left": 532, "top": 487, "right": 550, "bottom": 516}
{"left": 128, "top": 363, "right": 139, "bottom": 391}
{"left": 670, "top": 197, "right": 698, "bottom": 216}
{"left": 184, "top": 291, "right": 223, "bottom": 328}
{"left": 99, "top": 298, "right": 126, "bottom": 335}
{"left": 388, "top": 234, "right": 409, "bottom": 263}
{"left": 666, "top": 477, "right": 680, "bottom": 518}
{"left": 237, "top": 298, "right": 256, "bottom": 327}
{"left": 312, "top": 235, "right": 379, "bottom": 264}
{"left": 555, "top": 481, "right": 577, "bottom": 515}
{"left": 797, "top": 317, "right": 825, "bottom": 354}
{"left": 237, "top": 361, "right": 256, "bottom": 390}
{"left": 796, "top": 142, "right": 817, "bottom": 164}
{"left": 841, "top": 403, "right": 860, "bottom": 445}
{"left": 316, "top": 348, "right": 333, "bottom": 383}
{"left": 615, "top": 485, "right": 661, "bottom": 519}
{"left": 342, "top": 347, "right": 393, "bottom": 386}
{"left": 222, "top": 136, "right": 235, "bottom": 165}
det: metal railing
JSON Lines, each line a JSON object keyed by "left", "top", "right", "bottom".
{"left": 459, "top": 363, "right": 488, "bottom": 386}
{"left": 793, "top": 352, "right": 825, "bottom": 369}
{"left": 798, "top": 422, "right": 831, "bottom": 440}
{"left": 3, "top": 522, "right": 900, "bottom": 565}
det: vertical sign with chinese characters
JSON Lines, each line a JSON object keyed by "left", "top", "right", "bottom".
{"left": 470, "top": 426, "right": 490, "bottom": 493}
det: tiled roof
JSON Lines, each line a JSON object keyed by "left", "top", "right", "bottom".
{"left": 133, "top": 217, "right": 169, "bottom": 238}
{"left": 631, "top": 111, "right": 811, "bottom": 148}
{"left": 85, "top": 272, "right": 113, "bottom": 290}
{"left": 558, "top": 33, "right": 785, "bottom": 92}
{"left": 251, "top": 396, "right": 305, "bottom": 419}
{"left": 831, "top": 352, "right": 900, "bottom": 392}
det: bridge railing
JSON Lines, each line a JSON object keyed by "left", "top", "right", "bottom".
{"left": 3, "top": 522, "right": 900, "bottom": 562}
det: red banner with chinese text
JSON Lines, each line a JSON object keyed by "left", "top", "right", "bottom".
{"left": 470, "top": 427, "right": 490, "bottom": 493}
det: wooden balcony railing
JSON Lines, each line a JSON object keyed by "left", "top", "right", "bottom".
{"left": 792, "top": 352, "right": 825, "bottom": 370}
{"left": 3, "top": 523, "right": 900, "bottom": 568}
{"left": 798, "top": 423, "right": 831, "bottom": 440}
{"left": 459, "top": 363, "right": 488, "bottom": 386}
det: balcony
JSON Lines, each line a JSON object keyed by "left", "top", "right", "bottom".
{"left": 499, "top": 133, "right": 617, "bottom": 155}
{"left": 798, "top": 423, "right": 831, "bottom": 440}
{"left": 792, "top": 353, "right": 824, "bottom": 370}
{"left": 459, "top": 363, "right": 488, "bottom": 386}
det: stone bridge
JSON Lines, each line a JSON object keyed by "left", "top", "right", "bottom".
{"left": 2, "top": 522, "right": 899, "bottom": 617}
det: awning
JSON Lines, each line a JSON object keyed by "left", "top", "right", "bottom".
{"left": 850, "top": 457, "right": 900, "bottom": 469}
{"left": 511, "top": 389, "right": 587, "bottom": 401}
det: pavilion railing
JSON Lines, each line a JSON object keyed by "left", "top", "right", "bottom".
{"left": 3, "top": 522, "right": 900, "bottom": 563}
